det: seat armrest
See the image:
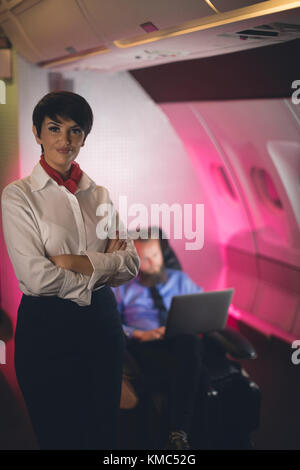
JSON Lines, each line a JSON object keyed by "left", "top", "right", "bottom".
{"left": 205, "top": 326, "right": 257, "bottom": 360}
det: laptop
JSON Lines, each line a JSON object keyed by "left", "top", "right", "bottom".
{"left": 164, "top": 288, "right": 234, "bottom": 338}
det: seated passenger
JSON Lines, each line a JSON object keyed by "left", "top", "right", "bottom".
{"left": 112, "top": 227, "right": 205, "bottom": 450}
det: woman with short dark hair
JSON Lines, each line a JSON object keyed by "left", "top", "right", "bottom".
{"left": 1, "top": 91, "right": 140, "bottom": 450}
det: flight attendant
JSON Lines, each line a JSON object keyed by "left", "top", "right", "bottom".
{"left": 1, "top": 91, "right": 140, "bottom": 449}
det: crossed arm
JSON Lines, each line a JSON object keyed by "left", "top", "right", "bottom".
{"left": 48, "top": 234, "right": 127, "bottom": 275}
{"left": 1, "top": 185, "right": 139, "bottom": 305}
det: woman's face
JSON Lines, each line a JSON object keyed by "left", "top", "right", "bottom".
{"left": 32, "top": 115, "right": 85, "bottom": 172}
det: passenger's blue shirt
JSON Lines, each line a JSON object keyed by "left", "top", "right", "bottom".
{"left": 112, "top": 268, "right": 203, "bottom": 338}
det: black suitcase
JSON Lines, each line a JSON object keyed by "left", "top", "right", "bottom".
{"left": 189, "top": 357, "right": 261, "bottom": 450}
{"left": 141, "top": 338, "right": 261, "bottom": 450}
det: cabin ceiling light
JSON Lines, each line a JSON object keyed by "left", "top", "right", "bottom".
{"left": 204, "top": 0, "right": 220, "bottom": 14}
{"left": 114, "top": 0, "right": 300, "bottom": 48}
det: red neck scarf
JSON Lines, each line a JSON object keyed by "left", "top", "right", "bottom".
{"left": 39, "top": 154, "right": 83, "bottom": 194}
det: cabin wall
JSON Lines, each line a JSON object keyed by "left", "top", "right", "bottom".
{"left": 161, "top": 99, "right": 300, "bottom": 341}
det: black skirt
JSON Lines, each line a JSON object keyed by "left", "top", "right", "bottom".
{"left": 14, "top": 286, "right": 126, "bottom": 450}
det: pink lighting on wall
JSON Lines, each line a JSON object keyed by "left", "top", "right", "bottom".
{"left": 0, "top": 157, "right": 22, "bottom": 393}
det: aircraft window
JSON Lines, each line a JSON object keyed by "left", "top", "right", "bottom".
{"left": 251, "top": 168, "right": 283, "bottom": 211}
{"left": 210, "top": 164, "right": 237, "bottom": 200}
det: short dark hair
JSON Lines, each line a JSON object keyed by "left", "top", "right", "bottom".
{"left": 32, "top": 91, "right": 93, "bottom": 153}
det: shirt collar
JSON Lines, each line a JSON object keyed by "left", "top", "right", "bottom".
{"left": 29, "top": 162, "right": 97, "bottom": 193}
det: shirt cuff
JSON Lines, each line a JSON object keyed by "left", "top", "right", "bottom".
{"left": 82, "top": 251, "right": 119, "bottom": 291}
{"left": 58, "top": 269, "right": 92, "bottom": 306}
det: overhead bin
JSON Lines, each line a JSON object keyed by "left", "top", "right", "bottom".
{"left": 0, "top": 0, "right": 108, "bottom": 63}
{"left": 0, "top": 0, "right": 299, "bottom": 70}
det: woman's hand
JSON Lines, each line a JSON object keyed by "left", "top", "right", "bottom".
{"left": 105, "top": 231, "right": 127, "bottom": 253}
{"left": 48, "top": 231, "right": 128, "bottom": 277}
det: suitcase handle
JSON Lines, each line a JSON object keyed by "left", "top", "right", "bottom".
{"left": 205, "top": 326, "right": 257, "bottom": 360}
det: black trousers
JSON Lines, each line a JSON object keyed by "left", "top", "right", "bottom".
{"left": 14, "top": 286, "right": 126, "bottom": 450}
{"left": 126, "top": 334, "right": 204, "bottom": 434}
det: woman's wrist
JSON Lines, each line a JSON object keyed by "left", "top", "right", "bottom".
{"left": 49, "top": 254, "right": 94, "bottom": 276}
{"left": 68, "top": 255, "right": 94, "bottom": 276}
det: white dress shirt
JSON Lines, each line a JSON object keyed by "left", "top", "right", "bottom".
{"left": 1, "top": 162, "right": 140, "bottom": 307}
